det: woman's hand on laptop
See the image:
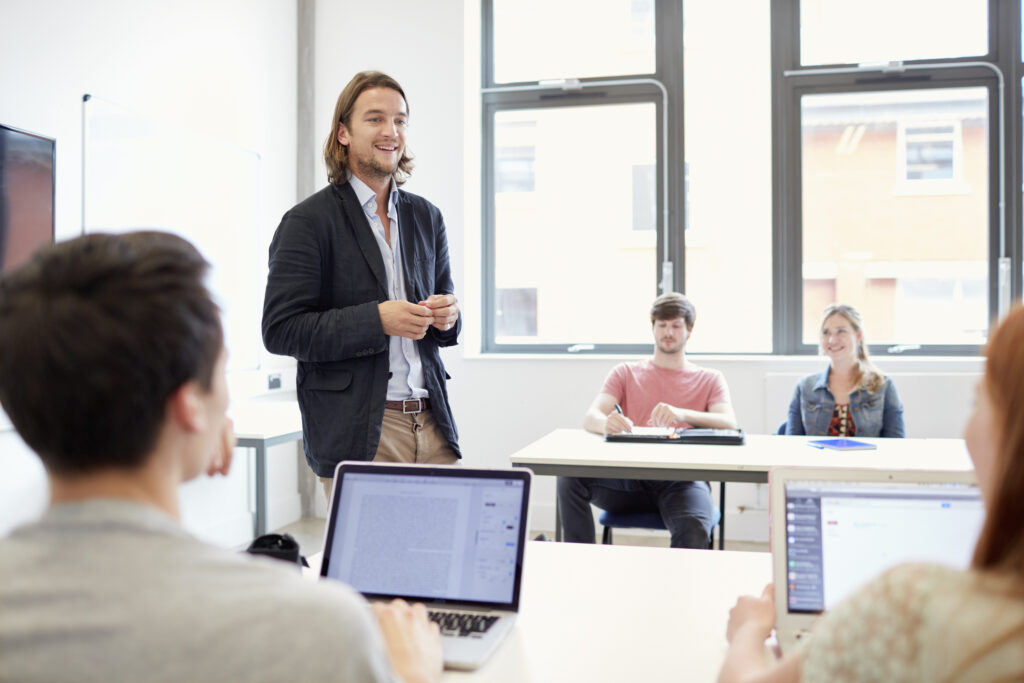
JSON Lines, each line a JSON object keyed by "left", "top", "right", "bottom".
{"left": 372, "top": 599, "right": 443, "bottom": 683}
{"left": 726, "top": 583, "right": 776, "bottom": 644}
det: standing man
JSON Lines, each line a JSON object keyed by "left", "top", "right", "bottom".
{"left": 558, "top": 292, "right": 738, "bottom": 549}
{"left": 263, "top": 71, "right": 461, "bottom": 497}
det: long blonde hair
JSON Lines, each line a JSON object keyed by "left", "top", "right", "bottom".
{"left": 820, "top": 303, "right": 885, "bottom": 393}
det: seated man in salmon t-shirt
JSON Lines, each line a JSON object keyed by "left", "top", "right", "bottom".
{"left": 557, "top": 293, "right": 738, "bottom": 549}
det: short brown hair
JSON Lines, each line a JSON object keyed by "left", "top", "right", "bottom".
{"left": 650, "top": 292, "right": 696, "bottom": 330}
{"left": 323, "top": 70, "right": 415, "bottom": 186}
{"left": 0, "top": 232, "right": 223, "bottom": 475}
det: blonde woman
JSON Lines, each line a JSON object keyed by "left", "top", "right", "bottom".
{"left": 785, "top": 304, "right": 904, "bottom": 437}
{"left": 720, "top": 305, "right": 1024, "bottom": 682}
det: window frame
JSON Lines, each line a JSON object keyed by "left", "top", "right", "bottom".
{"left": 480, "top": 0, "right": 685, "bottom": 354}
{"left": 771, "top": 0, "right": 1023, "bottom": 357}
{"left": 480, "top": 0, "right": 1024, "bottom": 356}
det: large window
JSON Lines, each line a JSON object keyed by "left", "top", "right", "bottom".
{"left": 492, "top": 103, "right": 659, "bottom": 346}
{"left": 776, "top": 0, "right": 1019, "bottom": 355}
{"left": 483, "top": 0, "right": 1024, "bottom": 355}
{"left": 681, "top": 0, "right": 772, "bottom": 353}
{"left": 799, "top": 88, "right": 989, "bottom": 347}
{"left": 799, "top": 0, "right": 988, "bottom": 66}
{"left": 482, "top": 0, "right": 682, "bottom": 353}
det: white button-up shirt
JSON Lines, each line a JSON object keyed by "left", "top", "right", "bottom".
{"left": 348, "top": 175, "right": 427, "bottom": 400}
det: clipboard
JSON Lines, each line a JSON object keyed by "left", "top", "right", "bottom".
{"left": 605, "top": 428, "right": 745, "bottom": 445}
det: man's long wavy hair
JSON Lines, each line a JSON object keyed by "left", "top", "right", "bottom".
{"left": 323, "top": 71, "right": 414, "bottom": 186}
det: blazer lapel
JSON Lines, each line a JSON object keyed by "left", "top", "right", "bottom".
{"left": 334, "top": 181, "right": 388, "bottom": 293}
{"left": 396, "top": 192, "right": 422, "bottom": 302}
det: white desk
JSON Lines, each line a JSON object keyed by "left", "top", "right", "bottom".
{"left": 310, "top": 541, "right": 771, "bottom": 682}
{"left": 511, "top": 429, "right": 975, "bottom": 541}
{"left": 449, "top": 542, "right": 770, "bottom": 682}
{"left": 230, "top": 399, "right": 303, "bottom": 538}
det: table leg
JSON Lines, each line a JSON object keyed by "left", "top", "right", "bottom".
{"left": 254, "top": 442, "right": 267, "bottom": 538}
{"left": 718, "top": 482, "right": 726, "bottom": 550}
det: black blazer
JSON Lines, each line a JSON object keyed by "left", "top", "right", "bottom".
{"left": 262, "top": 181, "right": 461, "bottom": 476}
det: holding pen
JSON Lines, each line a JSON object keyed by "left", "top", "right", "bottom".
{"left": 606, "top": 402, "right": 633, "bottom": 435}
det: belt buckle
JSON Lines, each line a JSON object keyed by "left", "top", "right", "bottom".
{"left": 402, "top": 398, "right": 422, "bottom": 414}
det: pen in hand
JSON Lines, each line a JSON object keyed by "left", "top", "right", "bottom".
{"left": 610, "top": 403, "right": 633, "bottom": 434}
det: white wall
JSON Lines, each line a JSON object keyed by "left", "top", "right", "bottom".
{"left": 0, "top": 0, "right": 299, "bottom": 542}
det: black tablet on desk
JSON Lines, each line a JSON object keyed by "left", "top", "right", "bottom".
{"left": 605, "top": 427, "right": 745, "bottom": 445}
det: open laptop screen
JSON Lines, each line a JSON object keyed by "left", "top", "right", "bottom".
{"left": 785, "top": 480, "right": 983, "bottom": 614}
{"left": 321, "top": 465, "right": 529, "bottom": 609}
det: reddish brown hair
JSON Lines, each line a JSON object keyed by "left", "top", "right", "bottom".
{"left": 972, "top": 304, "right": 1024, "bottom": 573}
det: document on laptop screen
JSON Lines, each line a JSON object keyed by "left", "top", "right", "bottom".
{"left": 325, "top": 472, "right": 524, "bottom": 605}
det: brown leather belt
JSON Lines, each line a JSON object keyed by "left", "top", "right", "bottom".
{"left": 384, "top": 398, "right": 431, "bottom": 414}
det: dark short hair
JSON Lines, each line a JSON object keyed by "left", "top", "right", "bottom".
{"left": 650, "top": 292, "right": 696, "bottom": 330}
{"left": 0, "top": 232, "right": 223, "bottom": 475}
{"left": 323, "top": 70, "right": 414, "bottom": 186}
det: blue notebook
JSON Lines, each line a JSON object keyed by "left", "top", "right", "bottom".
{"left": 807, "top": 438, "right": 877, "bottom": 451}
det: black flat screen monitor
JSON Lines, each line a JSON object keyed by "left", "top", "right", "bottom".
{"left": 0, "top": 123, "right": 55, "bottom": 273}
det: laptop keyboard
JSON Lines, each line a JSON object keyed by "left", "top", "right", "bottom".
{"left": 428, "top": 610, "right": 499, "bottom": 637}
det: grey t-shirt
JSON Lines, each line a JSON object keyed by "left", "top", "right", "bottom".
{"left": 0, "top": 500, "right": 396, "bottom": 682}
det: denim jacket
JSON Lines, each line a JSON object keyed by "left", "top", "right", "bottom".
{"left": 785, "top": 366, "right": 905, "bottom": 437}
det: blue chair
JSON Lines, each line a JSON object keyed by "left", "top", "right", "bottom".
{"left": 599, "top": 506, "right": 722, "bottom": 549}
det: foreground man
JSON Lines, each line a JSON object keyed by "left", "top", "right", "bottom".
{"left": 0, "top": 232, "right": 441, "bottom": 683}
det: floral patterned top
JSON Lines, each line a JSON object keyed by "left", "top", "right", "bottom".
{"left": 827, "top": 404, "right": 856, "bottom": 437}
{"left": 800, "top": 564, "right": 1024, "bottom": 682}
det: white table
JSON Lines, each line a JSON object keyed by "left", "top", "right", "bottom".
{"left": 453, "top": 541, "right": 769, "bottom": 682}
{"left": 308, "top": 541, "right": 771, "bottom": 683}
{"left": 510, "top": 429, "right": 975, "bottom": 541}
{"left": 230, "top": 399, "right": 303, "bottom": 538}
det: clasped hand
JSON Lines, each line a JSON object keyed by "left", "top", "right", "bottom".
{"left": 379, "top": 294, "right": 459, "bottom": 340}
{"left": 649, "top": 402, "right": 684, "bottom": 427}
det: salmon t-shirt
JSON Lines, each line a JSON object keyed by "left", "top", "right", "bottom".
{"left": 601, "top": 360, "right": 730, "bottom": 428}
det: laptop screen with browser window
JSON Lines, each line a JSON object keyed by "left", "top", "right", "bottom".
{"left": 783, "top": 479, "right": 983, "bottom": 614}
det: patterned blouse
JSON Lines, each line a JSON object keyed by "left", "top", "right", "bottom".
{"left": 800, "top": 564, "right": 1024, "bottom": 681}
{"left": 828, "top": 404, "right": 856, "bottom": 437}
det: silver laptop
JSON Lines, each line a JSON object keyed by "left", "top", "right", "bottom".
{"left": 769, "top": 467, "right": 983, "bottom": 651}
{"left": 320, "top": 461, "right": 531, "bottom": 670}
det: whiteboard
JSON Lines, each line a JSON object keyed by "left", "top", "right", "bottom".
{"left": 83, "top": 95, "right": 263, "bottom": 370}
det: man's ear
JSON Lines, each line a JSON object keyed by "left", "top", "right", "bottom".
{"left": 167, "top": 381, "right": 206, "bottom": 434}
{"left": 337, "top": 121, "right": 350, "bottom": 146}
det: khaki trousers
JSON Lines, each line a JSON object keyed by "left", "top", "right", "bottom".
{"left": 320, "top": 408, "right": 458, "bottom": 502}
